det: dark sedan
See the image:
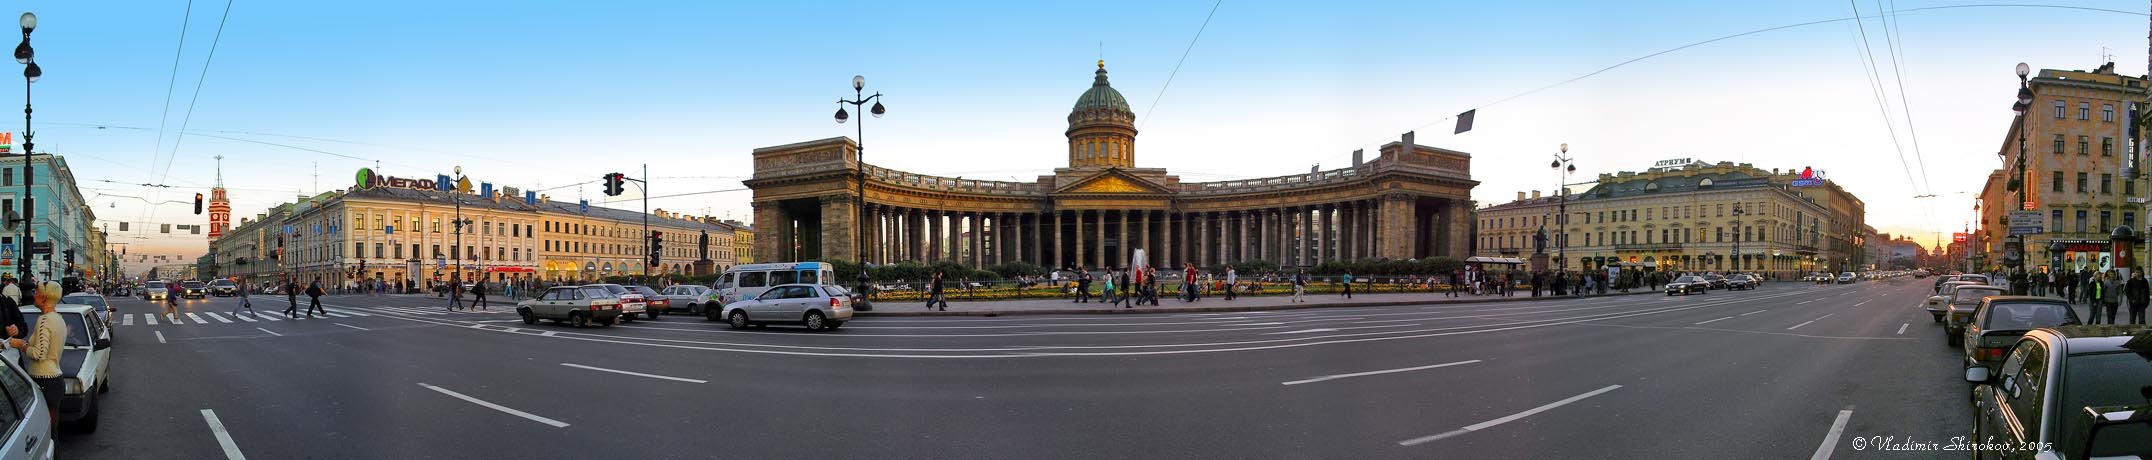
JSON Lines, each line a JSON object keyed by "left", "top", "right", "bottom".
{"left": 1725, "top": 274, "right": 1757, "bottom": 291}
{"left": 1967, "top": 325, "right": 2152, "bottom": 459}
{"left": 1960, "top": 296, "right": 2079, "bottom": 376}
{"left": 1665, "top": 276, "right": 1709, "bottom": 296}
{"left": 1943, "top": 285, "right": 2006, "bottom": 346}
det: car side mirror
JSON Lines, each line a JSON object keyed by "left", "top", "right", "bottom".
{"left": 93, "top": 338, "right": 111, "bottom": 350}
{"left": 2077, "top": 404, "right": 2152, "bottom": 458}
{"left": 1964, "top": 366, "right": 1991, "bottom": 384}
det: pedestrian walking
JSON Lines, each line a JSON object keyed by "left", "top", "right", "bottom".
{"left": 449, "top": 279, "right": 466, "bottom": 311}
{"left": 474, "top": 281, "right": 490, "bottom": 311}
{"left": 306, "top": 281, "right": 327, "bottom": 318}
{"left": 1292, "top": 270, "right": 1308, "bottom": 303}
{"left": 165, "top": 284, "right": 181, "bottom": 321}
{"left": 230, "top": 279, "right": 258, "bottom": 317}
{"left": 1181, "top": 263, "right": 1200, "bottom": 302}
{"left": 284, "top": 279, "right": 300, "bottom": 318}
{"left": 926, "top": 271, "right": 947, "bottom": 311}
{"left": 1074, "top": 267, "right": 1093, "bottom": 303}
{"left": 1118, "top": 268, "right": 1133, "bottom": 308}
{"left": 1101, "top": 267, "right": 1119, "bottom": 306}
{"left": 2127, "top": 270, "right": 2149, "bottom": 325}
{"left": 2100, "top": 271, "right": 2123, "bottom": 325}
{"left": 1224, "top": 267, "right": 1238, "bottom": 301}
{"left": 1341, "top": 271, "right": 1355, "bottom": 299}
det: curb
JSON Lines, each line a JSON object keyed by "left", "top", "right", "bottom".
{"left": 856, "top": 289, "right": 1663, "bottom": 317}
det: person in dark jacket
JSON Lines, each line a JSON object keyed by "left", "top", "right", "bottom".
{"left": 2126, "top": 270, "right": 2149, "bottom": 325}
{"left": 473, "top": 281, "right": 489, "bottom": 311}
{"left": 925, "top": 271, "right": 947, "bottom": 311}
{"left": 305, "top": 281, "right": 327, "bottom": 318}
{"left": 285, "top": 279, "right": 301, "bottom": 318}
{"left": 0, "top": 291, "right": 23, "bottom": 353}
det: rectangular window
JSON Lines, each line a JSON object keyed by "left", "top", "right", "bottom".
{"left": 2054, "top": 134, "right": 2066, "bottom": 154}
{"left": 394, "top": 244, "right": 404, "bottom": 259}
{"left": 432, "top": 218, "right": 441, "bottom": 233}
{"left": 2, "top": 168, "right": 11, "bottom": 186}
{"left": 2104, "top": 104, "right": 2116, "bottom": 121}
{"left": 2130, "top": 180, "right": 2139, "bottom": 196}
{"left": 2102, "top": 174, "right": 2114, "bottom": 194}
{"left": 2078, "top": 172, "right": 2090, "bottom": 193}
{"left": 2127, "top": 212, "right": 2137, "bottom": 231}
{"left": 374, "top": 243, "right": 383, "bottom": 259}
{"left": 2052, "top": 210, "right": 2064, "bottom": 234}
{"left": 2101, "top": 211, "right": 2113, "bottom": 232}
{"left": 2054, "top": 171, "right": 2066, "bottom": 192}
{"left": 354, "top": 242, "right": 364, "bottom": 258}
{"left": 2079, "top": 136, "right": 2090, "bottom": 155}
{"left": 432, "top": 245, "right": 442, "bottom": 258}
{"left": 2079, "top": 102, "right": 2091, "bottom": 119}
{"left": 2054, "top": 100, "right": 2066, "bottom": 118}
{"left": 2103, "top": 137, "right": 2114, "bottom": 156}
{"left": 2077, "top": 210, "right": 2089, "bottom": 233}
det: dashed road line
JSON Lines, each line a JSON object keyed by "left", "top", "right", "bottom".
{"left": 1398, "top": 385, "right": 1623, "bottom": 446}
{"left": 335, "top": 323, "right": 369, "bottom": 331}
{"left": 1811, "top": 409, "right": 1853, "bottom": 460}
{"left": 1694, "top": 316, "right": 1734, "bottom": 325}
{"left": 560, "top": 363, "right": 707, "bottom": 384}
{"left": 1740, "top": 310, "right": 1766, "bottom": 316}
{"left": 255, "top": 327, "right": 282, "bottom": 337}
{"left": 201, "top": 409, "right": 248, "bottom": 460}
{"left": 1284, "top": 359, "right": 1479, "bottom": 386}
{"left": 417, "top": 383, "right": 570, "bottom": 428}
{"left": 1896, "top": 323, "right": 1907, "bottom": 335}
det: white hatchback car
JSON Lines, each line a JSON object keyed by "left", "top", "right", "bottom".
{"left": 20, "top": 304, "right": 112, "bottom": 432}
{"left": 718, "top": 284, "right": 854, "bottom": 331}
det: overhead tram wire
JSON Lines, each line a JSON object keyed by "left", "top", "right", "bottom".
{"left": 1876, "top": 0, "right": 1934, "bottom": 194}
{"left": 1139, "top": 0, "right": 1224, "bottom": 130}
{"left": 1307, "top": 3, "right": 2151, "bottom": 170}
{"left": 149, "top": 0, "right": 196, "bottom": 184}
{"left": 1849, "top": 0, "right": 1927, "bottom": 198}
{"left": 153, "top": 0, "right": 235, "bottom": 188}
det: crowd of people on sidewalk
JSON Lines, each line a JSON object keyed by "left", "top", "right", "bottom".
{"left": 1976, "top": 267, "right": 2149, "bottom": 325}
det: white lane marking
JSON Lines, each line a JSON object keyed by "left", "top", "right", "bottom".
{"left": 324, "top": 312, "right": 353, "bottom": 318}
{"left": 156, "top": 331, "right": 167, "bottom": 344}
{"left": 1786, "top": 313, "right": 1833, "bottom": 330}
{"left": 200, "top": 409, "right": 248, "bottom": 460}
{"left": 1397, "top": 384, "right": 1623, "bottom": 446}
{"left": 233, "top": 314, "right": 258, "bottom": 323}
{"left": 204, "top": 312, "right": 234, "bottom": 323}
{"left": 337, "top": 310, "right": 372, "bottom": 317}
{"left": 122, "top": 314, "right": 135, "bottom": 326}
{"left": 1811, "top": 409, "right": 1853, "bottom": 460}
{"left": 1853, "top": 300, "right": 1870, "bottom": 307}
{"left": 1740, "top": 310, "right": 1766, "bottom": 316}
{"left": 1694, "top": 316, "right": 1734, "bottom": 325}
{"left": 417, "top": 383, "right": 570, "bottom": 428}
{"left": 1795, "top": 300, "right": 1815, "bottom": 305}
{"left": 1268, "top": 328, "right": 1337, "bottom": 335}
{"left": 186, "top": 313, "right": 207, "bottom": 324}
{"left": 144, "top": 314, "right": 158, "bottom": 326}
{"left": 255, "top": 313, "right": 283, "bottom": 321}
{"left": 255, "top": 327, "right": 282, "bottom": 337}
{"left": 1283, "top": 359, "right": 1480, "bottom": 386}
{"left": 559, "top": 363, "right": 708, "bottom": 384}
{"left": 335, "top": 323, "right": 369, "bottom": 331}
{"left": 1896, "top": 323, "right": 1907, "bottom": 335}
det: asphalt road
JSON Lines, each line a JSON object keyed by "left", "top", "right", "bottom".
{"left": 54, "top": 278, "right": 1975, "bottom": 459}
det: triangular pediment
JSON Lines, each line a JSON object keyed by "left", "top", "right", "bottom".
{"left": 1055, "top": 169, "right": 1171, "bottom": 194}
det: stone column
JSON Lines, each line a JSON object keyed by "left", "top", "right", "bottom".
{"left": 1379, "top": 194, "right": 1418, "bottom": 260}
{"left": 1193, "top": 212, "right": 1207, "bottom": 268}
{"left": 1297, "top": 207, "right": 1311, "bottom": 266}
{"left": 970, "top": 213, "right": 984, "bottom": 269}
{"left": 927, "top": 211, "right": 943, "bottom": 263}
{"left": 1073, "top": 210, "right": 1087, "bottom": 269}
{"left": 1137, "top": 210, "right": 1150, "bottom": 267}
{"left": 1162, "top": 212, "right": 1175, "bottom": 269}
{"left": 1214, "top": 212, "right": 1228, "bottom": 266}
{"left": 816, "top": 195, "right": 856, "bottom": 262}
{"left": 1446, "top": 201, "right": 1472, "bottom": 259}
{"left": 752, "top": 201, "right": 783, "bottom": 263}
{"left": 1049, "top": 211, "right": 1061, "bottom": 269}
{"left": 1094, "top": 210, "right": 1106, "bottom": 269}
{"left": 1341, "top": 203, "right": 1357, "bottom": 262}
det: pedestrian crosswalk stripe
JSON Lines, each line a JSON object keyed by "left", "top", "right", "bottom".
{"left": 142, "top": 314, "right": 158, "bottom": 326}
{"left": 256, "top": 313, "right": 282, "bottom": 321}
{"left": 204, "top": 312, "right": 234, "bottom": 323}
{"left": 122, "top": 314, "right": 134, "bottom": 326}
{"left": 324, "top": 312, "right": 352, "bottom": 318}
{"left": 234, "top": 314, "right": 258, "bottom": 322}
{"left": 185, "top": 313, "right": 206, "bottom": 324}
{"left": 338, "top": 310, "right": 371, "bottom": 317}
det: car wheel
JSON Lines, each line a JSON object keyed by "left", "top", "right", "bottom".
{"left": 803, "top": 311, "right": 827, "bottom": 331}
{"left": 706, "top": 307, "right": 723, "bottom": 322}
{"left": 621, "top": 314, "right": 635, "bottom": 323}
{"left": 727, "top": 310, "right": 750, "bottom": 329}
{"left": 647, "top": 310, "right": 660, "bottom": 320}
{"left": 827, "top": 320, "right": 844, "bottom": 330}
{"left": 77, "top": 395, "right": 100, "bottom": 433}
{"left": 605, "top": 316, "right": 620, "bottom": 327}
{"left": 100, "top": 378, "right": 110, "bottom": 394}
{"left": 519, "top": 308, "right": 538, "bottom": 325}
{"left": 1945, "top": 328, "right": 1961, "bottom": 347}
{"left": 571, "top": 312, "right": 589, "bottom": 328}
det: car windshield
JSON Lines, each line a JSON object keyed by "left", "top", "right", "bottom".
{"left": 183, "top": 282, "right": 205, "bottom": 288}
{"left": 631, "top": 286, "right": 659, "bottom": 296}
{"left": 1673, "top": 277, "right": 1700, "bottom": 283}
{"left": 600, "top": 285, "right": 628, "bottom": 295}
{"left": 61, "top": 295, "right": 106, "bottom": 309}
{"left": 212, "top": 280, "right": 235, "bottom": 286}
{"left": 1951, "top": 289, "right": 2002, "bottom": 304}
{"left": 1978, "top": 302, "right": 2077, "bottom": 330}
{"left": 21, "top": 310, "right": 90, "bottom": 347}
{"left": 147, "top": 282, "right": 166, "bottom": 289}
{"left": 2058, "top": 352, "right": 2152, "bottom": 458}
{"left": 579, "top": 287, "right": 614, "bottom": 299}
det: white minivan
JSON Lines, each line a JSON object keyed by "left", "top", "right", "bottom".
{"left": 709, "top": 262, "right": 837, "bottom": 315}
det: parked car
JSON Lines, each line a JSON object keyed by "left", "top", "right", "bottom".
{"left": 1966, "top": 325, "right": 2152, "bottom": 460}
{"left": 1925, "top": 281, "right": 1982, "bottom": 323}
{"left": 1701, "top": 274, "right": 1728, "bottom": 290}
{"left": 20, "top": 304, "right": 112, "bottom": 432}
{"left": 142, "top": 281, "right": 170, "bottom": 301}
{"left": 657, "top": 285, "right": 715, "bottom": 316}
{"left": 515, "top": 285, "right": 624, "bottom": 328}
{"left": 1665, "top": 276, "right": 1710, "bottom": 296}
{"left": 1941, "top": 285, "right": 2006, "bottom": 346}
{"left": 59, "top": 293, "right": 113, "bottom": 334}
{"left": 1725, "top": 274, "right": 1757, "bottom": 291}
{"left": 717, "top": 283, "right": 854, "bottom": 331}
{"left": 711, "top": 262, "right": 839, "bottom": 308}
{"left": 585, "top": 284, "right": 646, "bottom": 322}
{"left": 1836, "top": 272, "right": 1856, "bottom": 284}
{"left": 178, "top": 281, "right": 208, "bottom": 299}
{"left": 0, "top": 350, "right": 55, "bottom": 459}
{"left": 625, "top": 285, "right": 666, "bottom": 319}
{"left": 1960, "top": 297, "right": 2079, "bottom": 377}
{"left": 208, "top": 279, "right": 238, "bottom": 297}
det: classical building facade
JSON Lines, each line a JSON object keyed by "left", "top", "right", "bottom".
{"left": 1984, "top": 62, "right": 2146, "bottom": 273}
{"left": 209, "top": 170, "right": 741, "bottom": 288}
{"left": 1475, "top": 161, "right": 1868, "bottom": 278}
{"left": 748, "top": 62, "right": 1479, "bottom": 270}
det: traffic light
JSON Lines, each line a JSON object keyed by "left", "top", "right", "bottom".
{"left": 61, "top": 249, "right": 73, "bottom": 264}
{"left": 602, "top": 173, "right": 625, "bottom": 196}
{"left": 193, "top": 193, "right": 205, "bottom": 214}
{"left": 648, "top": 231, "right": 663, "bottom": 267}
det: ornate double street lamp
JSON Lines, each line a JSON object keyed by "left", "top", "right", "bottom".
{"left": 1551, "top": 143, "right": 1575, "bottom": 273}
{"left": 835, "top": 75, "right": 884, "bottom": 290}
{"left": 2006, "top": 62, "right": 2034, "bottom": 279}
{"left": 14, "top": 12, "right": 35, "bottom": 281}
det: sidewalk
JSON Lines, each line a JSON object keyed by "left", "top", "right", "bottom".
{"left": 859, "top": 288, "right": 1659, "bottom": 317}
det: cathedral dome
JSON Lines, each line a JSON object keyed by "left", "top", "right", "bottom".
{"left": 1066, "top": 61, "right": 1138, "bottom": 169}
{"left": 1071, "top": 60, "right": 1132, "bottom": 115}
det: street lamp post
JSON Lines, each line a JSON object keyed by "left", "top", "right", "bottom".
{"left": 1550, "top": 143, "right": 1575, "bottom": 274}
{"left": 2007, "top": 63, "right": 2034, "bottom": 276}
{"left": 14, "top": 12, "right": 34, "bottom": 282}
{"left": 835, "top": 75, "right": 884, "bottom": 268}
{"left": 1730, "top": 204, "right": 1745, "bottom": 274}
{"left": 448, "top": 166, "right": 472, "bottom": 309}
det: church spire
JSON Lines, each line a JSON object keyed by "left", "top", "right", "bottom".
{"left": 214, "top": 154, "right": 225, "bottom": 188}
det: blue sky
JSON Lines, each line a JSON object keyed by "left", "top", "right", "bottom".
{"left": 17, "top": 1, "right": 2150, "bottom": 271}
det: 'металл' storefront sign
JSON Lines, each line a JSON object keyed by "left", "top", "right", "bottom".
{"left": 354, "top": 167, "right": 437, "bottom": 191}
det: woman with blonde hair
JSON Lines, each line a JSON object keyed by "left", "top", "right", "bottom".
{"left": 25, "top": 281, "right": 68, "bottom": 406}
